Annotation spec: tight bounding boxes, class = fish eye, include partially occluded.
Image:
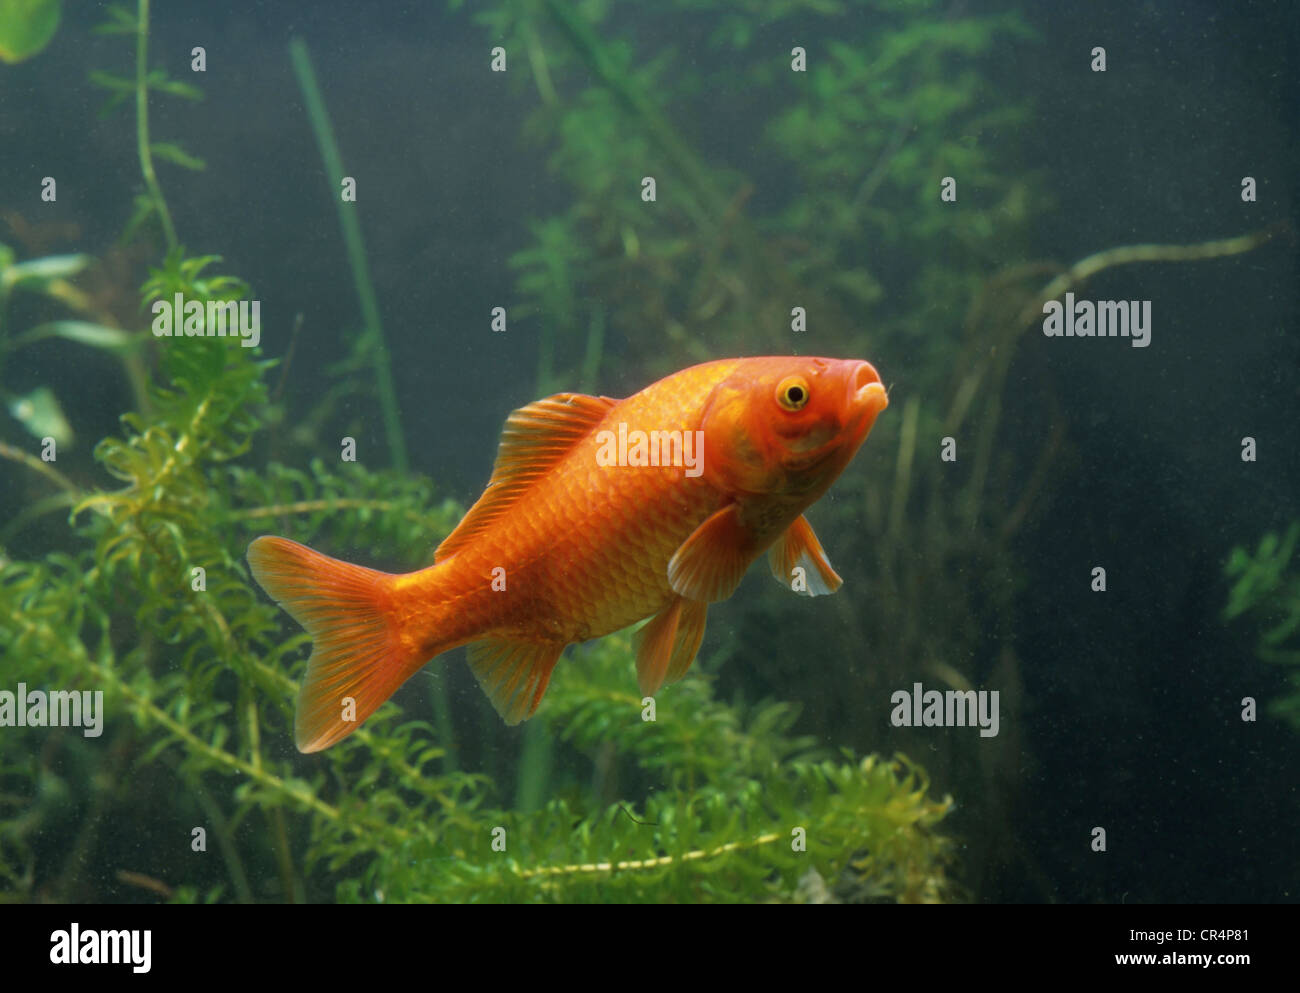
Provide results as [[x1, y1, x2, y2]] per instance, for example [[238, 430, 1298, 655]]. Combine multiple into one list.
[[776, 376, 810, 411]]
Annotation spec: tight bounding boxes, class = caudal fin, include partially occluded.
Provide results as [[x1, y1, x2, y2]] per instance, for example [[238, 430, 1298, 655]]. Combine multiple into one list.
[[247, 536, 424, 753]]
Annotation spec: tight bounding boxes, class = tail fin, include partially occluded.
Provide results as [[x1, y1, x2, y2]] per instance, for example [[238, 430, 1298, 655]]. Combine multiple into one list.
[[247, 536, 425, 753]]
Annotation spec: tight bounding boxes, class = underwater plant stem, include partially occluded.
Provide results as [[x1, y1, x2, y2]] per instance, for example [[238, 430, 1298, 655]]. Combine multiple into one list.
[[535, 242, 572, 397], [72, 392, 222, 525], [0, 440, 80, 495], [19, 276, 153, 414], [849, 99, 916, 221], [536, 317, 556, 398], [429, 669, 458, 774], [1000, 415, 1064, 540], [513, 828, 781, 882], [579, 304, 604, 394], [191, 783, 256, 904], [224, 497, 429, 523], [51, 726, 131, 900], [0, 491, 78, 544], [288, 39, 408, 475], [522, 17, 558, 107], [135, 0, 178, 254], [514, 720, 553, 814], [888, 396, 920, 540], [269, 806, 302, 903]]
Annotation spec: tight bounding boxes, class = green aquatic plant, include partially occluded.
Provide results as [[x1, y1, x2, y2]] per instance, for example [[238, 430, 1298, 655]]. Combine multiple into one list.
[[318, 632, 955, 904], [90, 0, 206, 252], [0, 236, 470, 900], [504, 635, 954, 904], [1224, 522, 1300, 729], [0, 0, 957, 903], [0, 322, 955, 900]]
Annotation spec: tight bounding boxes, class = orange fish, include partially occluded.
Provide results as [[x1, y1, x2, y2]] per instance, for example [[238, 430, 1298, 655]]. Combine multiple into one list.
[[248, 356, 888, 752]]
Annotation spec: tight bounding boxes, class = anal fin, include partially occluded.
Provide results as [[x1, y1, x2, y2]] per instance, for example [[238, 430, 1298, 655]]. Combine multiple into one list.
[[635, 596, 709, 696], [467, 638, 564, 725], [665, 599, 708, 686]]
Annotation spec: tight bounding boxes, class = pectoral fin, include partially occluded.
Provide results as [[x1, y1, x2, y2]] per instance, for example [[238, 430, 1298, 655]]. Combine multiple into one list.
[[767, 515, 842, 596], [667, 504, 756, 603], [635, 596, 710, 695]]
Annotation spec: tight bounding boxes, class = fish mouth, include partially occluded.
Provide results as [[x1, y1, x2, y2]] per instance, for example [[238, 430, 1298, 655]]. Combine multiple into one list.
[[849, 361, 889, 420]]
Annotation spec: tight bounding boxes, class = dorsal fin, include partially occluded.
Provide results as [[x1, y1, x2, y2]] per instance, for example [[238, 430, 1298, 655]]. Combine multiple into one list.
[[435, 392, 616, 562]]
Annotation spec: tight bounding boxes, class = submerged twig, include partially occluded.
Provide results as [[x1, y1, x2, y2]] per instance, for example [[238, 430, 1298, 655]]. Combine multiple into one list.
[[115, 870, 175, 899], [888, 396, 920, 541], [1017, 226, 1285, 330]]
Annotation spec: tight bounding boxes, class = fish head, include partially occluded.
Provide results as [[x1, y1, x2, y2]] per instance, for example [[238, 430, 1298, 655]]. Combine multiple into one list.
[[700, 356, 889, 498]]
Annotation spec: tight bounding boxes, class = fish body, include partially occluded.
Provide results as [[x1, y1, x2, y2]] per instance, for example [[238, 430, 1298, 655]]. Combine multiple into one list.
[[248, 356, 888, 752]]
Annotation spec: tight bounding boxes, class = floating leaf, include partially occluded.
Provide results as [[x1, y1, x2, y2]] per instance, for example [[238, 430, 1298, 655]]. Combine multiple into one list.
[[6, 386, 73, 445], [2, 253, 90, 292], [0, 0, 62, 64], [11, 320, 142, 357]]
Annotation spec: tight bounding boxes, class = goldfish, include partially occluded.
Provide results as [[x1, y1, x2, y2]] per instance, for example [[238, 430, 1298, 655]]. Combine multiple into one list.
[[248, 356, 888, 752]]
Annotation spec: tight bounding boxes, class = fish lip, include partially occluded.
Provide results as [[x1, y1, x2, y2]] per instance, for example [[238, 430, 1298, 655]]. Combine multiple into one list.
[[849, 361, 888, 417]]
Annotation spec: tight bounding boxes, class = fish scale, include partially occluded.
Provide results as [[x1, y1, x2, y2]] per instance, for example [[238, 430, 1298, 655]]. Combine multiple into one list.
[[467, 372, 726, 637]]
